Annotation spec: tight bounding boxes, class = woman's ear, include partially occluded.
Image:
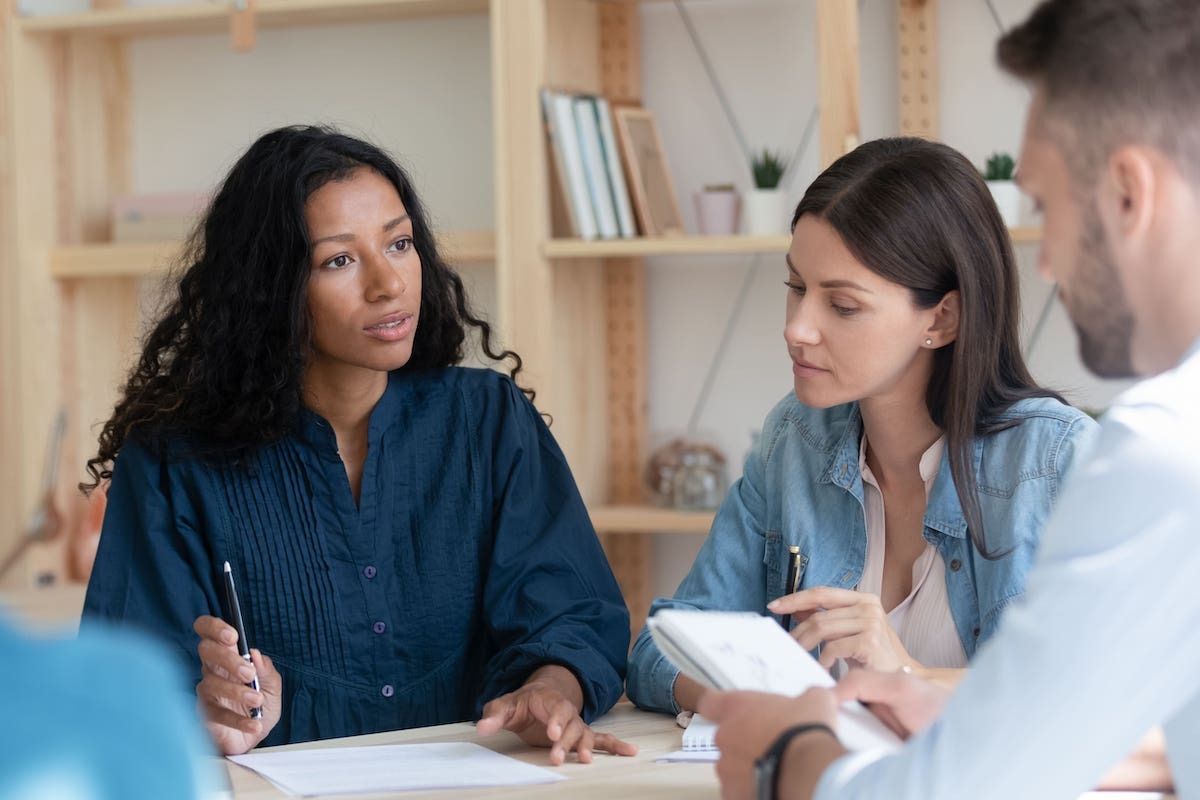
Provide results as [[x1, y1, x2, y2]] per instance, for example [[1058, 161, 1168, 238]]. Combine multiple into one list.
[[924, 290, 961, 348]]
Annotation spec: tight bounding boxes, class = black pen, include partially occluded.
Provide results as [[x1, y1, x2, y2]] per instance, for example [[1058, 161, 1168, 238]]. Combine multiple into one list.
[[222, 560, 263, 720], [779, 546, 803, 631]]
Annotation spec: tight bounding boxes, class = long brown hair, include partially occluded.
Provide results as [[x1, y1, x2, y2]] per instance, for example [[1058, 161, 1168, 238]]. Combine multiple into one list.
[[792, 137, 1063, 558]]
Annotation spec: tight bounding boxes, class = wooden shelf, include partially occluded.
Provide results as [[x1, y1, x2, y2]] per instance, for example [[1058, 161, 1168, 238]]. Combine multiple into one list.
[[1008, 226, 1043, 243], [18, 0, 487, 38], [544, 234, 791, 260], [49, 230, 496, 279], [589, 504, 715, 535], [546, 227, 1042, 260]]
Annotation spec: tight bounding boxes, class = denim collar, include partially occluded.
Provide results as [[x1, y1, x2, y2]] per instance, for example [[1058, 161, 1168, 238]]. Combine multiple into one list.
[[820, 402, 974, 539]]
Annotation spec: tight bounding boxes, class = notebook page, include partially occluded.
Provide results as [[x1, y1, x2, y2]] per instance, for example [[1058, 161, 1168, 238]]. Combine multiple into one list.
[[649, 610, 901, 752]]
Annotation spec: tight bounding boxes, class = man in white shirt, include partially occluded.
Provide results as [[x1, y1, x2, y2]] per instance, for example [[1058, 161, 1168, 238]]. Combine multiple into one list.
[[698, 1, 1200, 798]]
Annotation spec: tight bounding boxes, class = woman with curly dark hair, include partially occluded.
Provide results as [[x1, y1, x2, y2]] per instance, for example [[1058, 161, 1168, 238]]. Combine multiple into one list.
[[81, 126, 635, 763]]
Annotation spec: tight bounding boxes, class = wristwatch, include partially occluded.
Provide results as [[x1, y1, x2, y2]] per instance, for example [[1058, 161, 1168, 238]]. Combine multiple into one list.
[[754, 723, 836, 800]]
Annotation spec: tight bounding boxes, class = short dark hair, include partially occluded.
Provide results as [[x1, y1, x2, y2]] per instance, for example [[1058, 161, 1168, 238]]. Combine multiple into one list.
[[998, 0, 1200, 185], [84, 126, 526, 489], [792, 137, 1064, 559]]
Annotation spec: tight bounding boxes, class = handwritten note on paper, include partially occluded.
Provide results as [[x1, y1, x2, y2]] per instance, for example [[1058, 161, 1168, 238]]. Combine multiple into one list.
[[228, 742, 565, 796]]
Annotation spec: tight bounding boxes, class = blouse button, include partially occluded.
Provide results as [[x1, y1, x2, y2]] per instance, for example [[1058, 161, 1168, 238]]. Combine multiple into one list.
[[373, 621, 387, 635], [381, 684, 394, 698], [949, 559, 962, 571], [364, 565, 377, 579], [973, 627, 981, 638]]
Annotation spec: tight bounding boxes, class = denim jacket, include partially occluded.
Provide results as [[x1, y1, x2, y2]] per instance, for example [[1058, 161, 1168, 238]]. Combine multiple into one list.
[[627, 394, 1097, 714]]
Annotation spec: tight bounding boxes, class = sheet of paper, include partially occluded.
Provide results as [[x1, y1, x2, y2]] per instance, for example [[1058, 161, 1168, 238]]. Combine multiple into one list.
[[656, 749, 720, 763], [228, 741, 566, 796]]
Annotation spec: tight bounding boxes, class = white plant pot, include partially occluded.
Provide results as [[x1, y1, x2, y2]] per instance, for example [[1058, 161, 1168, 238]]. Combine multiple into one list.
[[741, 188, 787, 235], [987, 180, 1021, 228], [694, 190, 740, 236]]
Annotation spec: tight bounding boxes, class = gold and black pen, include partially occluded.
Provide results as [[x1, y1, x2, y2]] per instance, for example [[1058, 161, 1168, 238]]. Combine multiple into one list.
[[779, 545, 803, 631]]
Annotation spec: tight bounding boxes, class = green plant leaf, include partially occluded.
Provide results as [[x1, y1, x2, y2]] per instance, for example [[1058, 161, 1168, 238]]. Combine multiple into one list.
[[751, 148, 788, 189]]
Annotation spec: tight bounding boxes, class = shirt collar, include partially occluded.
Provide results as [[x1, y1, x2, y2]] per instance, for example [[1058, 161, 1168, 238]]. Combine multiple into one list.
[[923, 443, 976, 539], [297, 371, 406, 454], [824, 403, 972, 539], [857, 433, 945, 491]]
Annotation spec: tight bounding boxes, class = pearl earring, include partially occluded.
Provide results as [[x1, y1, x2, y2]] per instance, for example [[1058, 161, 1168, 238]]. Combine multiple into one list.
[[924, 338, 934, 346]]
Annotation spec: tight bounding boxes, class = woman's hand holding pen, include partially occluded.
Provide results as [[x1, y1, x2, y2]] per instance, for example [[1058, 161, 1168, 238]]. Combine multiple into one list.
[[194, 615, 283, 755], [769, 586, 917, 673], [476, 664, 639, 765]]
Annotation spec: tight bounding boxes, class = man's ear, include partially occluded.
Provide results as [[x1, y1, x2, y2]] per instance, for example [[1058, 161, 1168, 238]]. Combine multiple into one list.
[[1104, 145, 1157, 240], [924, 290, 961, 348]]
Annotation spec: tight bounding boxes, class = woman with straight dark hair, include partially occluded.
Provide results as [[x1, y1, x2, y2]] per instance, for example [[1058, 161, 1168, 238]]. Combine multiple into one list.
[[81, 125, 635, 763], [628, 137, 1097, 715]]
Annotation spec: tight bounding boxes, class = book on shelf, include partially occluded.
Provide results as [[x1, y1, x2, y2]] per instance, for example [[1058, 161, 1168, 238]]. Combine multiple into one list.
[[594, 96, 637, 238], [541, 89, 638, 240], [647, 609, 902, 753], [573, 96, 620, 239], [541, 89, 597, 240]]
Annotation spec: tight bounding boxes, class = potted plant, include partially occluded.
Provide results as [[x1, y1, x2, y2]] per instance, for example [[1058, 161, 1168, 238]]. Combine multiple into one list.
[[743, 149, 789, 235], [694, 183, 740, 236], [984, 152, 1021, 228]]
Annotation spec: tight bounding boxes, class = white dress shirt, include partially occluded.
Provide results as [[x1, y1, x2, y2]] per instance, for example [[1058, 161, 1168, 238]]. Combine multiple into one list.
[[816, 337, 1200, 800]]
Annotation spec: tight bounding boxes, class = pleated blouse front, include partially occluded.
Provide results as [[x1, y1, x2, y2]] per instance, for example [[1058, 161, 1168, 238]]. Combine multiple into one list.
[[83, 367, 630, 746]]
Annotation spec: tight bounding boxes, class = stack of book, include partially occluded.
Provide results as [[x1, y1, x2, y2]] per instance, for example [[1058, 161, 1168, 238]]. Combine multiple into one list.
[[540, 89, 638, 240]]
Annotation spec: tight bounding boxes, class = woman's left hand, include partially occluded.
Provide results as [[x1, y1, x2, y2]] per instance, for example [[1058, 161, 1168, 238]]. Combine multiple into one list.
[[476, 665, 639, 765], [769, 586, 917, 672]]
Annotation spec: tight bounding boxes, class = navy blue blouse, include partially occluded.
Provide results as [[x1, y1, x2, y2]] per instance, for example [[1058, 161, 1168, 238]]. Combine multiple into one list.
[[82, 367, 629, 746]]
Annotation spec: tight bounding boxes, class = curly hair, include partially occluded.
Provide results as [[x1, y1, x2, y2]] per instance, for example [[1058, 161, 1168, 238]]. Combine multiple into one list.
[[83, 125, 528, 491]]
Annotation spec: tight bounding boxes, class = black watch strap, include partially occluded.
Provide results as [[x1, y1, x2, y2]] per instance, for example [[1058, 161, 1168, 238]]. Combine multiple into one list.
[[754, 722, 837, 800]]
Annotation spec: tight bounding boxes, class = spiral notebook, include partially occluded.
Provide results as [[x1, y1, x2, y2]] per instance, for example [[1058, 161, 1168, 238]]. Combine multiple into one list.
[[647, 609, 902, 753]]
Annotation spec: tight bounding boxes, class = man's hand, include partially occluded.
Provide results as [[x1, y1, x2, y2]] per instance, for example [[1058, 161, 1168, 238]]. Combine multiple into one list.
[[476, 665, 638, 765], [833, 668, 949, 739], [700, 689, 846, 800]]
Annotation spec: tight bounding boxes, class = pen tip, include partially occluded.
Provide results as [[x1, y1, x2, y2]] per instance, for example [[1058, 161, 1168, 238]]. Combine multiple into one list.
[[223, 561, 232, 573]]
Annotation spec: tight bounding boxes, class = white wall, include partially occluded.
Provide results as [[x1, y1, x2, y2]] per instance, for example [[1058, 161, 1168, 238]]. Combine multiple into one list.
[[125, 3, 1134, 603]]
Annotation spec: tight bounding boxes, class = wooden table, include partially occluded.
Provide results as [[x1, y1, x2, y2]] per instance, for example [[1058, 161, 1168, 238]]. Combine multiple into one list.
[[222, 704, 1177, 800], [223, 703, 717, 799]]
